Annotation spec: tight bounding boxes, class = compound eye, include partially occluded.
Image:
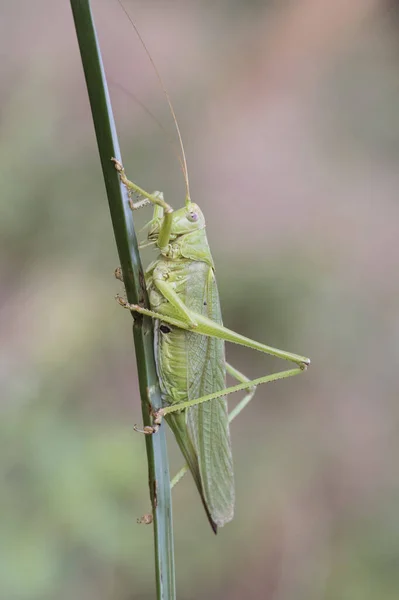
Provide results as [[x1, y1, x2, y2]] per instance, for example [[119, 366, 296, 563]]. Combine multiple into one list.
[[187, 211, 198, 222]]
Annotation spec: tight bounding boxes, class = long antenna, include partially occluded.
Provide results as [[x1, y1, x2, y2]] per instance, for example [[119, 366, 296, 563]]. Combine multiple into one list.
[[117, 0, 191, 202], [111, 80, 187, 179]]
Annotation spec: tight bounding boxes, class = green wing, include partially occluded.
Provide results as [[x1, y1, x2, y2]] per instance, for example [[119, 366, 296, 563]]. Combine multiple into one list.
[[165, 410, 219, 533], [185, 267, 234, 528], [159, 262, 234, 531]]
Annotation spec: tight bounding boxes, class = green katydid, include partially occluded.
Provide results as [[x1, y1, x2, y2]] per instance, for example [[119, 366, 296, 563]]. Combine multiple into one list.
[[114, 4, 310, 533], [113, 163, 309, 533]]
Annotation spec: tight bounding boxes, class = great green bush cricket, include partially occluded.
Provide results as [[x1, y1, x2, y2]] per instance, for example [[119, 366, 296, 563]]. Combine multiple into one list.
[[114, 3, 310, 533]]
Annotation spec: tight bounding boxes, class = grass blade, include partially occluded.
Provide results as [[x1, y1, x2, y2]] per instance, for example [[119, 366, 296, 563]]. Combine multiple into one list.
[[69, 1, 176, 597]]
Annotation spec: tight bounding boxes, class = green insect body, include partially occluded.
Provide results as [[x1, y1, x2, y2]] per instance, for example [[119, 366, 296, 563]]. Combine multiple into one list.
[[113, 156, 310, 533], [147, 205, 233, 531]]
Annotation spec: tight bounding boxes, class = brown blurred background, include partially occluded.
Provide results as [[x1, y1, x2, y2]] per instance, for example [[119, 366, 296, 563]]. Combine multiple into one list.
[[2, 0, 399, 598]]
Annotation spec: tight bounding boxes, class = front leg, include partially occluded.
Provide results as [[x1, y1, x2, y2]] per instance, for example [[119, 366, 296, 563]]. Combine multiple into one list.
[[112, 158, 174, 248], [112, 158, 173, 213]]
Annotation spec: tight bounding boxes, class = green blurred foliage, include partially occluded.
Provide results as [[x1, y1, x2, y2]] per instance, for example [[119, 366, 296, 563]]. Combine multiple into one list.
[[2, 0, 399, 598]]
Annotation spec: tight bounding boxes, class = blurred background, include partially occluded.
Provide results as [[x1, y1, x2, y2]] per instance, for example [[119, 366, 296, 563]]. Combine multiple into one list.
[[2, 0, 399, 598]]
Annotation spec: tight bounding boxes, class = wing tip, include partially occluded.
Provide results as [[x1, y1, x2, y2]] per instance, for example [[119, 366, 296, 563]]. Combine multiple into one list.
[[208, 505, 234, 534], [210, 519, 218, 535], [202, 501, 218, 534]]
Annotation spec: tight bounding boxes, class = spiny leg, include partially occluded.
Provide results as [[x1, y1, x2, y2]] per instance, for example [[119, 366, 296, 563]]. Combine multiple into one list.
[[112, 158, 172, 213], [161, 367, 304, 421], [119, 287, 309, 431], [145, 364, 303, 436], [118, 291, 310, 366], [130, 197, 151, 210], [130, 193, 165, 213]]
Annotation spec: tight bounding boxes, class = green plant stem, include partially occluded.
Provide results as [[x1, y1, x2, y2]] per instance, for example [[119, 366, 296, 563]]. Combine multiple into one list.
[[69, 2, 175, 598]]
